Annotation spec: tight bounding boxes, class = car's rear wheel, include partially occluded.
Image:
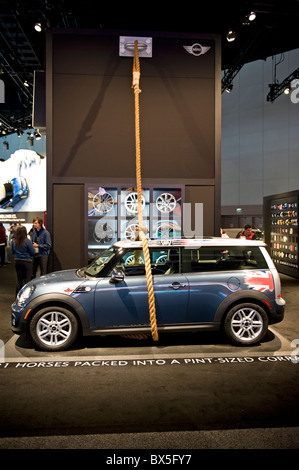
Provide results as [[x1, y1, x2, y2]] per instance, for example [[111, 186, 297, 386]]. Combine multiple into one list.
[[30, 307, 78, 351], [224, 303, 268, 346]]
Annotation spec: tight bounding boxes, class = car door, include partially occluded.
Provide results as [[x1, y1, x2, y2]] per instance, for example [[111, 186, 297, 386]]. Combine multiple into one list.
[[151, 247, 189, 324], [153, 273, 189, 324], [94, 275, 150, 328], [93, 246, 189, 329]]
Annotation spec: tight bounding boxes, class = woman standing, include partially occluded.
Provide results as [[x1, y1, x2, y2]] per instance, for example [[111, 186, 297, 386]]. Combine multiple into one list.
[[11, 225, 36, 295]]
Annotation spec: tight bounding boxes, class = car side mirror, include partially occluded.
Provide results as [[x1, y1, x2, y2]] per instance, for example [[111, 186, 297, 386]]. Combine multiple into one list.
[[110, 269, 124, 283]]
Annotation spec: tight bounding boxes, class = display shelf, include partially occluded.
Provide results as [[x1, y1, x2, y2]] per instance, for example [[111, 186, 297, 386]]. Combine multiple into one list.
[[86, 184, 184, 253], [264, 190, 299, 278]]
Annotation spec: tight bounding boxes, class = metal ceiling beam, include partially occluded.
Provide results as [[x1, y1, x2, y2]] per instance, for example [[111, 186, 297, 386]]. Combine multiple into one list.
[[0, 12, 42, 133], [267, 67, 299, 102], [221, 25, 270, 93]]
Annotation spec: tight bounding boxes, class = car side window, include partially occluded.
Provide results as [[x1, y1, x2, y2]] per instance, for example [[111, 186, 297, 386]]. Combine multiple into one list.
[[108, 248, 181, 276], [182, 246, 268, 272], [150, 248, 180, 275], [117, 250, 146, 276]]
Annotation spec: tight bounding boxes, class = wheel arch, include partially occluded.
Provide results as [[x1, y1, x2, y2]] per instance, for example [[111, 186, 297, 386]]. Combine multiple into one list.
[[23, 293, 90, 334], [214, 290, 273, 327]]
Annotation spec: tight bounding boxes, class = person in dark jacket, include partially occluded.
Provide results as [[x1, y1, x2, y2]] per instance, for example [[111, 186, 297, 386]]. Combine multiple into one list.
[[11, 225, 36, 294], [31, 216, 52, 278]]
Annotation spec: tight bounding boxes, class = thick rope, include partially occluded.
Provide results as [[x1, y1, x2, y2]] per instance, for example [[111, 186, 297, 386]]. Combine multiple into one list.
[[132, 40, 159, 342]]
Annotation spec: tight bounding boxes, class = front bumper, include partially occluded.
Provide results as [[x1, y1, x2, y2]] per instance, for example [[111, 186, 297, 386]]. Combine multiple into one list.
[[11, 302, 29, 335]]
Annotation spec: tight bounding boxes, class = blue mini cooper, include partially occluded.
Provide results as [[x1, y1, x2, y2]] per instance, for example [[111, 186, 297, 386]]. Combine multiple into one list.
[[0, 176, 29, 209], [11, 238, 285, 351]]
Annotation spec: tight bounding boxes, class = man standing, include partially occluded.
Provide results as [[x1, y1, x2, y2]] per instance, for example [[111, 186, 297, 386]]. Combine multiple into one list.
[[31, 216, 51, 277], [236, 224, 256, 240]]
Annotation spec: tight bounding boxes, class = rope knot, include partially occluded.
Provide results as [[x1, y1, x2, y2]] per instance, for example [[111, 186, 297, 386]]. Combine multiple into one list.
[[134, 225, 148, 241], [132, 71, 140, 87]]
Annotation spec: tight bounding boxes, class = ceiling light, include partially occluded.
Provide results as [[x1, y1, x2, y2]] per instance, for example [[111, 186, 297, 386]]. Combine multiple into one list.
[[248, 11, 256, 21], [226, 30, 236, 42], [34, 22, 42, 32]]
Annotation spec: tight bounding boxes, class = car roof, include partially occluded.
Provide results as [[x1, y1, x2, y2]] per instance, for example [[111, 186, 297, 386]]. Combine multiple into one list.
[[114, 238, 267, 249]]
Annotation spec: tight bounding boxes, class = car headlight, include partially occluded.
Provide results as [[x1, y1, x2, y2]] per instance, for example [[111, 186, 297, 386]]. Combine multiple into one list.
[[16, 285, 35, 307]]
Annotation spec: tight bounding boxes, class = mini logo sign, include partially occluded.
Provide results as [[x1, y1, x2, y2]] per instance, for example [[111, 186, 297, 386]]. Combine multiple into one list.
[[183, 43, 211, 56], [0, 79, 4, 103]]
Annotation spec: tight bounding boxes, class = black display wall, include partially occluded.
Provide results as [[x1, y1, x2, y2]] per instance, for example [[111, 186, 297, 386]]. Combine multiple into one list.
[[264, 190, 299, 278], [46, 29, 221, 270]]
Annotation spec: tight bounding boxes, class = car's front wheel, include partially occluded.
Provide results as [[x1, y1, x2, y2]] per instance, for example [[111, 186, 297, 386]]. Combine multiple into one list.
[[30, 307, 78, 351], [224, 303, 268, 346]]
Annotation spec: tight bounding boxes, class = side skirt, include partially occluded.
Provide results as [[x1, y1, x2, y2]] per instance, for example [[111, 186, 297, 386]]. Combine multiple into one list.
[[83, 323, 221, 337]]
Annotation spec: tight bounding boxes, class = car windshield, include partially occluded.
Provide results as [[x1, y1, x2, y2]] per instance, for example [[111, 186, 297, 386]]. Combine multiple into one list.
[[84, 247, 117, 277]]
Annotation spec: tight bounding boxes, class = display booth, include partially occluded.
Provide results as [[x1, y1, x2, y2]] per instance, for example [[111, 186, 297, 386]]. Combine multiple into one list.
[[45, 29, 221, 271], [264, 190, 299, 278]]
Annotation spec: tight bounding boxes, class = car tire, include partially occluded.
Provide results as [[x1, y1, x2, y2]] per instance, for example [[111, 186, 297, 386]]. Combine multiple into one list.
[[224, 303, 268, 346], [30, 307, 78, 351]]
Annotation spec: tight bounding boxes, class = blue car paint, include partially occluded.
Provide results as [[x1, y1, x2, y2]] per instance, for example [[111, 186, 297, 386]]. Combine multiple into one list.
[[11, 239, 286, 350], [12, 267, 277, 330], [93, 274, 190, 328], [0, 177, 29, 209]]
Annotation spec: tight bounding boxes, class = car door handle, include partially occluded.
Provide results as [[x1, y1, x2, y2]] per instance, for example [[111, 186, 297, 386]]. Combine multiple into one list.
[[169, 282, 186, 290]]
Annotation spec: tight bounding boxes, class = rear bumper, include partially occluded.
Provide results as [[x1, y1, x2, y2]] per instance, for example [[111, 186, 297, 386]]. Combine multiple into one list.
[[268, 296, 285, 324]]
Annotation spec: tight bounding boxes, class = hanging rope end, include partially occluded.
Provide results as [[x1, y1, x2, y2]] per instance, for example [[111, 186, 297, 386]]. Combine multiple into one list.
[[152, 330, 159, 342]]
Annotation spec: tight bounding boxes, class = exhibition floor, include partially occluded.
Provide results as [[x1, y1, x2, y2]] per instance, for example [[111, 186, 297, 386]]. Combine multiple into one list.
[[0, 249, 299, 450]]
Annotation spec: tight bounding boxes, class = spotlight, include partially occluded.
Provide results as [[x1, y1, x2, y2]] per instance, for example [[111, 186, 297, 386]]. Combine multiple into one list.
[[226, 30, 236, 42], [225, 84, 234, 93], [24, 80, 29, 87], [248, 11, 256, 21], [284, 86, 290, 94], [34, 22, 42, 32]]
